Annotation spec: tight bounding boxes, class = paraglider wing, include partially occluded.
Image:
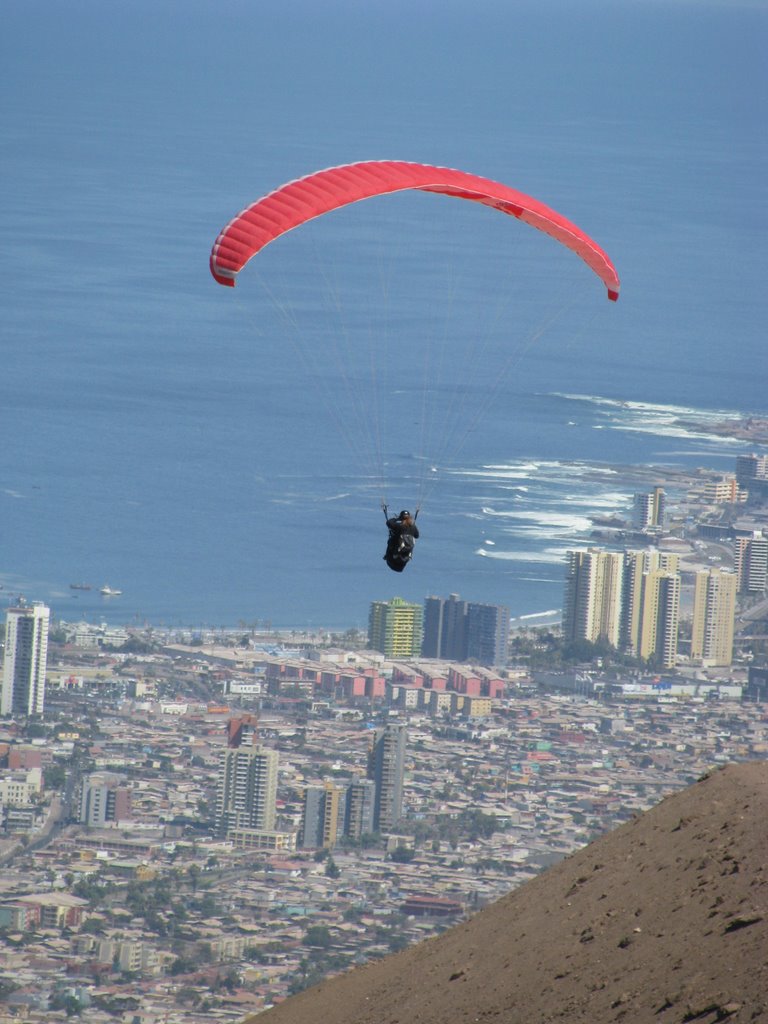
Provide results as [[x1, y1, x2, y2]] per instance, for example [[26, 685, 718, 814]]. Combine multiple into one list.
[[209, 160, 620, 300]]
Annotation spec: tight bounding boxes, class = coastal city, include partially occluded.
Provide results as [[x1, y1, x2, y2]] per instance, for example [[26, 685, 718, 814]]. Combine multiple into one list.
[[4, 0, 766, 1018], [1, 445, 768, 1024]]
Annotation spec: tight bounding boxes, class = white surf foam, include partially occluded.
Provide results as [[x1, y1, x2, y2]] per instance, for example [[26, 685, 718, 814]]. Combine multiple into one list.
[[475, 546, 575, 564]]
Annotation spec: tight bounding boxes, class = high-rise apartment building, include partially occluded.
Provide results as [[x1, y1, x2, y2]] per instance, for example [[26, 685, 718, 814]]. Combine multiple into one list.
[[465, 602, 510, 666], [216, 743, 278, 837], [367, 724, 406, 834], [563, 549, 624, 648], [1, 602, 50, 717], [690, 568, 737, 667], [622, 550, 679, 659], [422, 594, 509, 666], [735, 453, 768, 485], [422, 593, 467, 660], [78, 773, 132, 827], [300, 781, 344, 850], [636, 569, 680, 668], [633, 486, 666, 532], [734, 533, 768, 593], [562, 547, 682, 667], [368, 597, 423, 658], [344, 777, 376, 840]]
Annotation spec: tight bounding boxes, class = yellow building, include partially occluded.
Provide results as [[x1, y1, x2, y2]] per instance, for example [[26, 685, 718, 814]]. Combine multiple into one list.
[[227, 829, 297, 852], [301, 781, 344, 850], [453, 695, 493, 718], [623, 550, 680, 665], [702, 476, 747, 504], [368, 597, 423, 657], [690, 568, 737, 667], [563, 549, 624, 647], [636, 570, 680, 667]]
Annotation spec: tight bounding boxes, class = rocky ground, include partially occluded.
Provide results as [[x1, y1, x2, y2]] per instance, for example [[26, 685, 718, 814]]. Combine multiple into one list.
[[249, 760, 767, 1024]]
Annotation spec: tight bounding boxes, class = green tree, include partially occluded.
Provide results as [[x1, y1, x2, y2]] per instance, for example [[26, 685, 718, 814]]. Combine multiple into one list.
[[0, 979, 19, 1000], [169, 956, 196, 975], [43, 764, 67, 790], [304, 925, 332, 948], [23, 722, 48, 740], [196, 941, 214, 964], [390, 845, 415, 863], [220, 967, 239, 992], [79, 918, 105, 935], [49, 991, 82, 1017]]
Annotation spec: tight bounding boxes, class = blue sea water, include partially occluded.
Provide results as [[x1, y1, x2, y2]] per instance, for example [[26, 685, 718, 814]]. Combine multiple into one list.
[[1, 0, 766, 630]]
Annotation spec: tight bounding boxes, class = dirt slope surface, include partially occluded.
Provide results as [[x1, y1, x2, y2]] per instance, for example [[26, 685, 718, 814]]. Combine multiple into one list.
[[249, 761, 767, 1024]]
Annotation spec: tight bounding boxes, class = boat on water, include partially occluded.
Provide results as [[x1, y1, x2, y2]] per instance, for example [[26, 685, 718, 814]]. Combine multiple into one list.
[[70, 583, 92, 591], [99, 586, 122, 597]]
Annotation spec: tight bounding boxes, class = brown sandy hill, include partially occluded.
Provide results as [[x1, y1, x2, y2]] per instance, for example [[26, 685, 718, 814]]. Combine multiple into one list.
[[250, 761, 767, 1024]]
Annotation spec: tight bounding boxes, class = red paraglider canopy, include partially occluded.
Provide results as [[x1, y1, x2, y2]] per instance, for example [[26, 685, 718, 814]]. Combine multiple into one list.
[[210, 160, 620, 300]]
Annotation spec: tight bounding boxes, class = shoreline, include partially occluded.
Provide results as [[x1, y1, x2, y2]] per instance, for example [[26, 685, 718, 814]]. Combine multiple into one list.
[[678, 416, 768, 445], [6, 410, 764, 635]]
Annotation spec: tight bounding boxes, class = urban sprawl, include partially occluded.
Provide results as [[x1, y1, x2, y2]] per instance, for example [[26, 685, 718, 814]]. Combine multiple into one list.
[[1, 450, 768, 1023]]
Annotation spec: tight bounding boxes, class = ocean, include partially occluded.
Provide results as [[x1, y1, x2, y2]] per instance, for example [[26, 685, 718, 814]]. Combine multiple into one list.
[[1, 0, 766, 631]]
